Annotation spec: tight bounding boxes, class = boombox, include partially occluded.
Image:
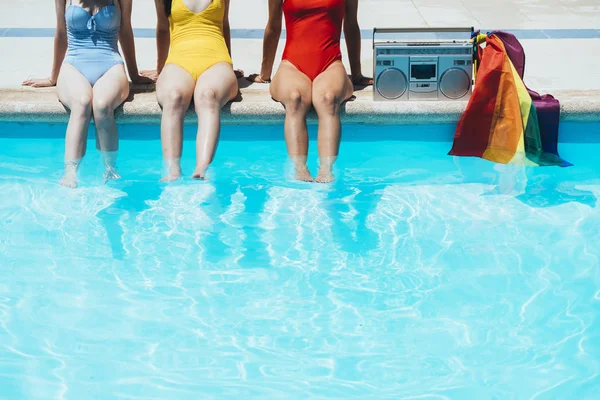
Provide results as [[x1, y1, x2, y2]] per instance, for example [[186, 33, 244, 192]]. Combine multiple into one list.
[[373, 27, 474, 101]]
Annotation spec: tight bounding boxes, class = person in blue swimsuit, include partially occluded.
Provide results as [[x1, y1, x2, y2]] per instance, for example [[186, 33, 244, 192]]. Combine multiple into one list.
[[23, 0, 152, 188]]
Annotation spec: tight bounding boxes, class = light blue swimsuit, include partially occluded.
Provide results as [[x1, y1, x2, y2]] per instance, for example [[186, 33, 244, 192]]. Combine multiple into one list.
[[63, 0, 124, 86]]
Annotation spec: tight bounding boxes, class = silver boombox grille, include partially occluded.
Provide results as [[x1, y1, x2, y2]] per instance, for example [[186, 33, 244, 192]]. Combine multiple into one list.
[[373, 27, 474, 101]]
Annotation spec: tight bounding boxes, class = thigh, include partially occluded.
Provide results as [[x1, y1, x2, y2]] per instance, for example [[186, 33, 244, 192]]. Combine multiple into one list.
[[156, 64, 196, 107], [194, 62, 238, 106], [311, 61, 354, 104], [270, 60, 312, 106], [57, 62, 93, 109], [92, 64, 129, 108]]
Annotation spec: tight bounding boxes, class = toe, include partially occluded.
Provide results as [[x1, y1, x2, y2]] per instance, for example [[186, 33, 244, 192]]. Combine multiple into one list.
[[315, 174, 334, 183]]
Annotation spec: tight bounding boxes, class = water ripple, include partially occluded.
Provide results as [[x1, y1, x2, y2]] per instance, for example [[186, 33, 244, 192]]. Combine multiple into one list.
[[1, 136, 600, 398]]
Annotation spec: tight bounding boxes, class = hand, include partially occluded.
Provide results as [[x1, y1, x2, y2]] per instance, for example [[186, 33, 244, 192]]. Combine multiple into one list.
[[234, 69, 245, 79], [22, 77, 55, 88], [351, 73, 373, 86], [131, 74, 155, 85], [140, 69, 159, 82], [246, 73, 271, 83]]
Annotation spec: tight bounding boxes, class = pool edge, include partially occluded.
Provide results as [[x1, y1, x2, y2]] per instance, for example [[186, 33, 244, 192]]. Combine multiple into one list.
[[1, 88, 599, 125]]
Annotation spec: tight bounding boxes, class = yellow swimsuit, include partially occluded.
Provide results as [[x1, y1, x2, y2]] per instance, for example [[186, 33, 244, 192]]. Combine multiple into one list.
[[165, 0, 233, 80]]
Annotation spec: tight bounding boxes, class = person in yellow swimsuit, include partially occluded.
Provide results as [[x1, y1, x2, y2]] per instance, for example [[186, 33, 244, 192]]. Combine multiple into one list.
[[143, 0, 238, 181]]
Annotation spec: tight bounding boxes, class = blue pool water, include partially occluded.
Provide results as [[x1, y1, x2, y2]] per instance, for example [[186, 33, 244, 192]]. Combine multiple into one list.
[[1, 121, 600, 399]]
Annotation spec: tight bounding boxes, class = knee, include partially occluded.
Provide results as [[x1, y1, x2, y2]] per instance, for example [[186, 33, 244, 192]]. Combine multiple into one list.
[[70, 95, 92, 116], [314, 91, 339, 115], [195, 89, 218, 111], [92, 98, 114, 119], [161, 90, 189, 111], [286, 91, 310, 115]]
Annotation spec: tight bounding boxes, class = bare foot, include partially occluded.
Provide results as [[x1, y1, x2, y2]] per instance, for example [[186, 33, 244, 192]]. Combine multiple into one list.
[[316, 156, 336, 183], [161, 159, 182, 182], [103, 167, 121, 184], [294, 168, 313, 182], [191, 166, 207, 180], [160, 173, 181, 182], [60, 160, 80, 188], [315, 168, 334, 183], [60, 173, 77, 188]]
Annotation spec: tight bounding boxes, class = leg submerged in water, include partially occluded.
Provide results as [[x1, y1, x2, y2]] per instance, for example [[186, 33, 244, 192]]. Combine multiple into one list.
[[161, 158, 182, 182], [316, 155, 337, 183], [57, 63, 94, 188], [192, 62, 238, 180], [311, 61, 353, 183], [100, 151, 121, 183], [61, 158, 82, 188], [156, 64, 196, 181], [270, 61, 314, 182], [290, 155, 313, 182], [92, 64, 130, 183]]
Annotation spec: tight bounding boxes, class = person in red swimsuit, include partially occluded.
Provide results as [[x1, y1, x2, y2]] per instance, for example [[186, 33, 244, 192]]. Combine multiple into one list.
[[248, 0, 372, 183]]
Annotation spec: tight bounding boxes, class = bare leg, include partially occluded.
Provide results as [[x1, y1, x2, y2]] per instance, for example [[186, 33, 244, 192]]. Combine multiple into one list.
[[270, 60, 314, 181], [156, 64, 195, 181], [92, 64, 130, 183], [311, 61, 354, 183], [56, 63, 93, 188], [192, 62, 238, 179]]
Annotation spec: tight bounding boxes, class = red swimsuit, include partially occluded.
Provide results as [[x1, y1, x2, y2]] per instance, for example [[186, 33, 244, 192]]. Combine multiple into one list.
[[282, 0, 345, 81]]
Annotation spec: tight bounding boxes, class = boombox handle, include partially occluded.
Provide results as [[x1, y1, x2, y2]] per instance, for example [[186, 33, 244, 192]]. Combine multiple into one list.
[[372, 27, 475, 48]]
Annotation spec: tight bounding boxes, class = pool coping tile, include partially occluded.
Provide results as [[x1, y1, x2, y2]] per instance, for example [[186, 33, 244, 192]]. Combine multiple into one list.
[[1, 88, 599, 125]]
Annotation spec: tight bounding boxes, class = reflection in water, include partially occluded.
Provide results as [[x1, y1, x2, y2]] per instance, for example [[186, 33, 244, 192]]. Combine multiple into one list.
[[454, 157, 598, 208], [97, 181, 164, 260], [516, 176, 598, 208]]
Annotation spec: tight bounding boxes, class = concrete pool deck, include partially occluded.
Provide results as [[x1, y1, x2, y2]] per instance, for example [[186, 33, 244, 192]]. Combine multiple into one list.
[[1, 0, 600, 124]]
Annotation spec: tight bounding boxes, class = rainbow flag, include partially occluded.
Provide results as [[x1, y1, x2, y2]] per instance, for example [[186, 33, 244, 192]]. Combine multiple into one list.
[[449, 33, 570, 167]]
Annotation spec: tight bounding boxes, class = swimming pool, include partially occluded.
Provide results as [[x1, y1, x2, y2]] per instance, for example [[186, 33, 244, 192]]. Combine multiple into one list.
[[1, 121, 599, 399]]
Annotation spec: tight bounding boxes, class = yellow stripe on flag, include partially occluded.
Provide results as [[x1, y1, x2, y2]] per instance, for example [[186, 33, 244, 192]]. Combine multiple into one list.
[[507, 56, 538, 166]]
